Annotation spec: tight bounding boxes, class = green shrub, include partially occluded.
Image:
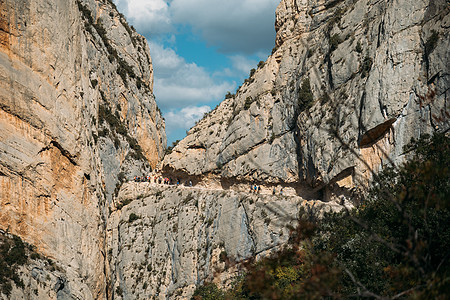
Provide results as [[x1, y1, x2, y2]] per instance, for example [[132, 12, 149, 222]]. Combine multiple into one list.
[[425, 30, 439, 56], [244, 97, 253, 110], [219, 251, 228, 263], [361, 55, 373, 78], [298, 78, 314, 111], [0, 234, 30, 296], [225, 92, 234, 99], [192, 283, 225, 300], [128, 213, 139, 223], [329, 34, 342, 52], [213, 133, 449, 299], [98, 128, 110, 138], [117, 198, 133, 210], [320, 92, 330, 105], [269, 133, 276, 144], [116, 286, 123, 297], [117, 172, 126, 183], [355, 40, 362, 53], [90, 79, 98, 88]]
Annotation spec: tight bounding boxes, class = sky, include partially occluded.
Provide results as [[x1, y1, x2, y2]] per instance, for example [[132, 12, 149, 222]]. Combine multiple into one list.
[[113, 0, 280, 145]]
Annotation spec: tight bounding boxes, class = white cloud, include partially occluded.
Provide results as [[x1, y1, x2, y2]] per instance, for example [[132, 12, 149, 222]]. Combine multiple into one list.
[[229, 55, 258, 76], [114, 0, 173, 35], [148, 42, 183, 75], [170, 0, 279, 53], [113, 0, 278, 142], [115, 0, 278, 54], [164, 105, 211, 137], [149, 42, 236, 110]]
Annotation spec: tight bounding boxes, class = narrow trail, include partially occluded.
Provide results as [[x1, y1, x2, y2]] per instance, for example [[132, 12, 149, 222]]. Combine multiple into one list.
[[130, 173, 298, 198], [127, 171, 357, 207]]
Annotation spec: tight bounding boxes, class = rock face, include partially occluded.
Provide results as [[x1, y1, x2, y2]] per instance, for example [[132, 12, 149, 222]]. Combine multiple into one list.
[[1, 0, 449, 299], [0, 0, 165, 298], [163, 0, 449, 200], [106, 182, 346, 299]]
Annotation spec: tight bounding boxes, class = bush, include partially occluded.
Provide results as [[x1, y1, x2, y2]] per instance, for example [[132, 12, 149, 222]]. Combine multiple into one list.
[[0, 234, 29, 297], [361, 55, 373, 78], [116, 286, 123, 297], [355, 40, 362, 53], [90, 79, 98, 88], [128, 213, 139, 223], [244, 97, 253, 110], [117, 172, 126, 183], [202, 133, 449, 299], [425, 30, 439, 57], [298, 78, 314, 111], [329, 34, 342, 52], [192, 283, 225, 300], [225, 92, 234, 99], [219, 251, 228, 263], [117, 198, 133, 210], [98, 128, 110, 138]]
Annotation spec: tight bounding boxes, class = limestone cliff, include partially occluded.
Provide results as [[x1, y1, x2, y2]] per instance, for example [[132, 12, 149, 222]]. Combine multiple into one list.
[[163, 0, 449, 201], [106, 182, 347, 299], [1, 0, 449, 299], [0, 0, 165, 298]]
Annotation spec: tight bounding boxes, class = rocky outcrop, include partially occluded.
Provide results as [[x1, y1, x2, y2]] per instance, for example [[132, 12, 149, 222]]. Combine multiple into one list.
[[163, 0, 449, 201], [106, 182, 347, 299], [0, 0, 165, 298], [1, 0, 449, 299]]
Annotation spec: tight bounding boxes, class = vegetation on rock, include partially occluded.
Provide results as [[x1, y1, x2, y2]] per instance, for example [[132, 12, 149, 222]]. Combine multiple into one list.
[[0, 233, 44, 297], [192, 133, 450, 299], [298, 78, 314, 112]]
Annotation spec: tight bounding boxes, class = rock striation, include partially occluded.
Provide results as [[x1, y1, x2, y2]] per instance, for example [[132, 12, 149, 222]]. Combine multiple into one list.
[[163, 0, 449, 201], [106, 182, 347, 299], [0, 0, 165, 298], [1, 0, 449, 299]]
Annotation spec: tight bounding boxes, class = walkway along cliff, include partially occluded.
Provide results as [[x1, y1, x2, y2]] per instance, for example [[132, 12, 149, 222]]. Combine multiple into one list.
[[162, 0, 449, 202], [0, 0, 448, 299]]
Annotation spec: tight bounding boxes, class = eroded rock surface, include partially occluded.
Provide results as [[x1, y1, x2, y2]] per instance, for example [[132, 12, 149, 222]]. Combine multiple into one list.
[[107, 182, 347, 299], [0, 0, 165, 298], [1, 0, 449, 299], [163, 0, 449, 200]]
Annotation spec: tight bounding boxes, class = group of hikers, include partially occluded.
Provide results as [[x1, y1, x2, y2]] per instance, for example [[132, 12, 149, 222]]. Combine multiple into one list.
[[250, 184, 284, 195], [250, 184, 262, 193], [133, 175, 285, 196], [133, 175, 193, 187]]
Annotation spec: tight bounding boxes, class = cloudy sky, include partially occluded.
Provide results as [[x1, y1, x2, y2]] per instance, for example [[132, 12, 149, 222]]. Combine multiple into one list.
[[113, 0, 279, 145]]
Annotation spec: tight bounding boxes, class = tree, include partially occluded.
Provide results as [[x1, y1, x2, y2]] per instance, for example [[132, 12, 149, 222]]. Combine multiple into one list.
[[193, 133, 450, 299]]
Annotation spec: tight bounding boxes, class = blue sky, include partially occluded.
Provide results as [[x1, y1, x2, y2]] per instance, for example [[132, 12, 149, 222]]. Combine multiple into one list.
[[113, 0, 279, 145]]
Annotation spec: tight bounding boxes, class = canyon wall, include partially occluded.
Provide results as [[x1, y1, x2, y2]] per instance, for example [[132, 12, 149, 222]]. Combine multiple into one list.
[[0, 0, 449, 299], [106, 182, 346, 299], [0, 0, 165, 298], [163, 0, 449, 201]]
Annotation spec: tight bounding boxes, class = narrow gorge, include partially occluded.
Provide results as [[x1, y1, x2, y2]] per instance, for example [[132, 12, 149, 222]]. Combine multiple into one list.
[[0, 0, 448, 299]]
